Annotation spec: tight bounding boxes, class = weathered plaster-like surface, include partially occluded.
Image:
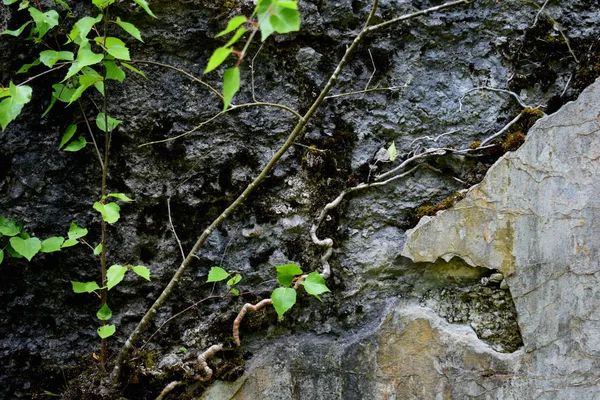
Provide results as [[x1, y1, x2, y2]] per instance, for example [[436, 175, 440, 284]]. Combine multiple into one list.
[[402, 77, 600, 395]]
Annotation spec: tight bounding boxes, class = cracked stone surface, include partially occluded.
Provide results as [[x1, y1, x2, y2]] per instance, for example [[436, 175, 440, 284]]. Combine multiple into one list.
[[401, 77, 600, 396]]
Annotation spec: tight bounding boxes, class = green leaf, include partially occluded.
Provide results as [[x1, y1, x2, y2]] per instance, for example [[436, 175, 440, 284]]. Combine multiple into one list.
[[276, 263, 303, 287], [61, 238, 79, 248], [215, 16, 247, 38], [226, 273, 242, 286], [222, 67, 240, 111], [257, 0, 300, 41], [95, 37, 130, 60], [224, 27, 247, 48], [104, 60, 126, 83], [387, 142, 397, 162], [63, 136, 86, 151], [228, 287, 239, 296], [0, 217, 21, 236], [95, 112, 122, 132], [179, 346, 188, 354], [92, 0, 115, 10], [0, 21, 32, 37], [207, 266, 229, 282], [3, 0, 21, 4], [43, 84, 78, 117], [131, 0, 156, 18], [53, 0, 72, 12], [67, 15, 102, 45], [0, 249, 4, 264], [106, 264, 128, 290], [97, 324, 116, 339], [68, 221, 88, 240], [5, 245, 23, 258], [0, 82, 33, 131], [204, 47, 232, 74], [132, 265, 151, 281], [115, 17, 143, 42], [300, 272, 330, 301], [39, 50, 74, 68], [29, 7, 59, 40], [121, 62, 146, 78], [93, 243, 102, 255], [68, 74, 104, 105], [17, 59, 41, 74], [93, 202, 121, 224], [271, 287, 296, 320], [9, 236, 41, 261], [63, 42, 104, 81], [96, 303, 112, 320], [59, 124, 77, 150], [71, 281, 100, 293], [106, 193, 133, 202], [40, 236, 65, 253]]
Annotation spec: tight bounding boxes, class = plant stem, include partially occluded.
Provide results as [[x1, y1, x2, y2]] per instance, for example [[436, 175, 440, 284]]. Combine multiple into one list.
[[110, 0, 473, 383], [99, 6, 111, 371]]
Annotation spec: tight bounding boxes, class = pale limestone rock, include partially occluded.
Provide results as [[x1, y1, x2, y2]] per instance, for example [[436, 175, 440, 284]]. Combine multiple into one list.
[[402, 77, 600, 395]]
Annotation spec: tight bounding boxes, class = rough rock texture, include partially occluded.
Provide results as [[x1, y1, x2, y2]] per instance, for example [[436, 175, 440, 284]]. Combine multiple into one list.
[[1, 0, 600, 398], [401, 77, 600, 396]]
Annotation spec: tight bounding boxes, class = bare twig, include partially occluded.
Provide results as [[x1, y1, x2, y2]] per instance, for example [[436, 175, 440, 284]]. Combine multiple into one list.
[[110, 0, 473, 383], [167, 197, 185, 262], [480, 111, 523, 146], [250, 43, 265, 103], [365, 49, 376, 90], [129, 59, 223, 100], [233, 299, 273, 346], [324, 84, 408, 100], [138, 101, 302, 148], [78, 101, 104, 170], [532, 0, 551, 27], [459, 86, 532, 110]]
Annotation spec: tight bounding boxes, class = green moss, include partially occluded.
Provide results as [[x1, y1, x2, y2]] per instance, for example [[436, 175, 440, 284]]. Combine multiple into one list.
[[416, 192, 466, 219], [501, 130, 526, 152], [468, 140, 481, 150]]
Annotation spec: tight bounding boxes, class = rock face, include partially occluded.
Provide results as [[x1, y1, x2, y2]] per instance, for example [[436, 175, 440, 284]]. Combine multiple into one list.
[[222, 77, 600, 400], [1, 0, 600, 398], [401, 78, 600, 396]]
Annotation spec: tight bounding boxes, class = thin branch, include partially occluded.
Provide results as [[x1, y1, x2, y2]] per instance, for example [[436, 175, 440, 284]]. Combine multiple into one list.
[[532, 0, 551, 27], [366, 0, 473, 33], [15, 63, 67, 87], [233, 299, 272, 346], [138, 101, 301, 148], [141, 295, 222, 350], [459, 86, 532, 110], [167, 197, 185, 262], [110, 0, 472, 383], [324, 84, 407, 100], [129, 59, 223, 100], [78, 101, 104, 170], [365, 49, 376, 90], [250, 43, 265, 103], [480, 111, 523, 146]]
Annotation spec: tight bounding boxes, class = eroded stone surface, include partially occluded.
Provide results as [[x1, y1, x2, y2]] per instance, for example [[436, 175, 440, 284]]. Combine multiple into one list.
[[402, 78, 600, 394]]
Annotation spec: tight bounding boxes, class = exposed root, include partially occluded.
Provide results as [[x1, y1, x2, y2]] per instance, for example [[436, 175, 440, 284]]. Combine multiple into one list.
[[233, 299, 273, 346], [154, 344, 226, 400], [155, 381, 184, 400]]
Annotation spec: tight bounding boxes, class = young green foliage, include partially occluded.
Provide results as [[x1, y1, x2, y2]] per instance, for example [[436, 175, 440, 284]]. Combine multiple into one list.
[[271, 287, 296, 320], [98, 324, 116, 339]]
